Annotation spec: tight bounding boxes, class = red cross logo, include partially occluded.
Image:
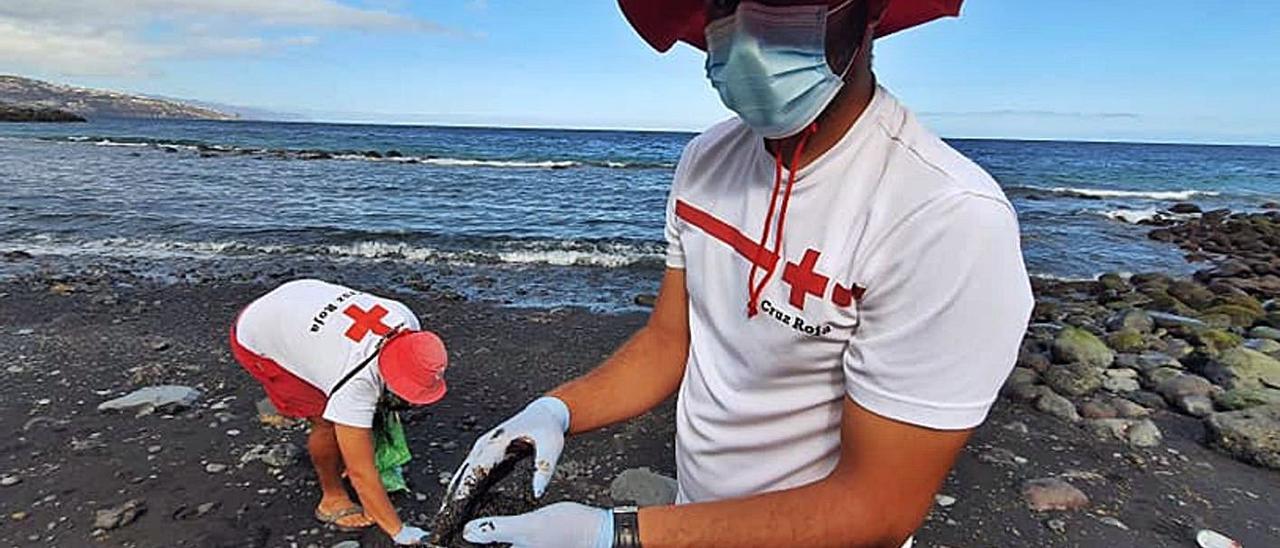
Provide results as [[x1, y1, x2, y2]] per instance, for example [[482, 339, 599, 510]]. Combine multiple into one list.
[[343, 304, 393, 342], [782, 249, 830, 310]]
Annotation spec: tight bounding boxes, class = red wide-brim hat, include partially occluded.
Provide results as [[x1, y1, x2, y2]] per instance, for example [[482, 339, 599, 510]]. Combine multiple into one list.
[[379, 330, 448, 405], [619, 0, 963, 52]]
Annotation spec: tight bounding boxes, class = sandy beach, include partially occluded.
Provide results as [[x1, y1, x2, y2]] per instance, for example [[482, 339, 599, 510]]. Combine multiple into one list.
[[2, 214, 1279, 547]]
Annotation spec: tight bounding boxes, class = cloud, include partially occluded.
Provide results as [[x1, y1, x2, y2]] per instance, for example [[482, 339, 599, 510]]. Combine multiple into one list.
[[0, 0, 451, 76]]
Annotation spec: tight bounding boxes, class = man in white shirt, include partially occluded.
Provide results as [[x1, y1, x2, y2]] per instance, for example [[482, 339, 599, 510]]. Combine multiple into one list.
[[452, 1, 1033, 546], [231, 279, 448, 545]]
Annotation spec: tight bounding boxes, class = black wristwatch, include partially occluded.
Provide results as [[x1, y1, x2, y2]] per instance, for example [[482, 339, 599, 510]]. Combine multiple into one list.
[[612, 506, 642, 548]]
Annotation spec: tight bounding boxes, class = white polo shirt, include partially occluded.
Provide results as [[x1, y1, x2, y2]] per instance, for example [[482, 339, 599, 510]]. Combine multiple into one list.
[[667, 87, 1034, 503], [234, 279, 420, 428]]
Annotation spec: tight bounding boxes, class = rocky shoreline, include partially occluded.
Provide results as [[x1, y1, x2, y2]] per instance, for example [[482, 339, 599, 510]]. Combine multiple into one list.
[[0, 102, 86, 123], [1, 206, 1279, 546], [1009, 207, 1280, 472]]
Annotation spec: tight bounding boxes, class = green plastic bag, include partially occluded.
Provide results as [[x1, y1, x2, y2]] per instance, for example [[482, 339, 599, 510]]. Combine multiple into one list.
[[373, 408, 412, 493]]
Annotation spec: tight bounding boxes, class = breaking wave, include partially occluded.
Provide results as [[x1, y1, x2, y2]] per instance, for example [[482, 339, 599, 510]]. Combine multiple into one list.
[[37, 136, 674, 170], [0, 235, 665, 269], [1032, 186, 1221, 201]]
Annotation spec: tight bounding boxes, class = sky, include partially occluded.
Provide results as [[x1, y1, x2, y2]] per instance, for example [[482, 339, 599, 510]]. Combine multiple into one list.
[[1, 0, 1278, 145]]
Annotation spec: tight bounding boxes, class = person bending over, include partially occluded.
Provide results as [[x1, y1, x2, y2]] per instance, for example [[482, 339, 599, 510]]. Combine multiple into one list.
[[231, 279, 447, 546]]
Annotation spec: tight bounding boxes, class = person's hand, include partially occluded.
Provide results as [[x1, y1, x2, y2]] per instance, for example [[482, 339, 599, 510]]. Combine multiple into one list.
[[448, 397, 570, 501], [463, 502, 612, 548], [391, 524, 429, 545]]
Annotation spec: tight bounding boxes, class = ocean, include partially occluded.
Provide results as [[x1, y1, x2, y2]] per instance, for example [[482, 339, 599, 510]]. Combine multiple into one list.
[[1, 119, 1276, 310]]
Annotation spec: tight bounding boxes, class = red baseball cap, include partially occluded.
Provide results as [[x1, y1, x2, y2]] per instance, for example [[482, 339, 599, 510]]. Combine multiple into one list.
[[618, 0, 963, 52], [378, 330, 448, 405]]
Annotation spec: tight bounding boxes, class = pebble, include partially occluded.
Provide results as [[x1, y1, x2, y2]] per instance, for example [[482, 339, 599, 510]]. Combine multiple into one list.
[[10, 511, 28, 521], [1098, 516, 1130, 530], [438, 471, 452, 486], [92, 499, 146, 530], [1046, 518, 1067, 533], [1023, 478, 1090, 511], [1196, 529, 1242, 548], [934, 494, 957, 507], [205, 463, 228, 474], [147, 445, 163, 454], [331, 541, 361, 548], [0, 474, 20, 487], [226, 429, 241, 437]]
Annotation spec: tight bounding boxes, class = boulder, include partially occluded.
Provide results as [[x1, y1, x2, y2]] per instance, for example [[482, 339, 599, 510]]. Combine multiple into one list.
[[609, 468, 678, 506], [1249, 326, 1280, 342], [1022, 478, 1089, 511], [1145, 366, 1185, 388], [1126, 419, 1163, 447], [1111, 398, 1152, 418], [1245, 338, 1280, 356], [1102, 375, 1140, 393], [1192, 329, 1244, 357], [1201, 304, 1264, 328], [1001, 367, 1039, 397], [1168, 202, 1202, 214], [98, 386, 201, 415], [1214, 387, 1280, 411], [1133, 352, 1182, 372], [1126, 390, 1169, 411], [1205, 404, 1280, 469], [1147, 311, 1207, 330], [1044, 363, 1104, 397], [1167, 280, 1216, 310], [1078, 399, 1117, 419], [1035, 390, 1081, 423], [1201, 347, 1280, 390], [1086, 418, 1133, 442], [1052, 327, 1115, 368], [1105, 328, 1147, 353], [1105, 309, 1154, 334], [1018, 350, 1052, 373]]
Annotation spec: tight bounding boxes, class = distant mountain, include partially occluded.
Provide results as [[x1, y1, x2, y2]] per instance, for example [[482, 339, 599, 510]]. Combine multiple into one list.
[[0, 75, 235, 120]]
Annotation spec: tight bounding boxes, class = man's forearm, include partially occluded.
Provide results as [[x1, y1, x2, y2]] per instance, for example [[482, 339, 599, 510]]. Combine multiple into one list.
[[548, 322, 688, 434], [637, 475, 913, 548]]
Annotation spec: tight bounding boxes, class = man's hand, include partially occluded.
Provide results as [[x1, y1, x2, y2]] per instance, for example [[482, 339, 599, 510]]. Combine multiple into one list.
[[391, 524, 429, 545], [463, 502, 612, 548], [447, 397, 570, 501]]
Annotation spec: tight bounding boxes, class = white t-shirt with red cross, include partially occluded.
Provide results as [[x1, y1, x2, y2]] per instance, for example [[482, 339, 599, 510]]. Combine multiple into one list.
[[666, 86, 1034, 504], [234, 279, 421, 428]]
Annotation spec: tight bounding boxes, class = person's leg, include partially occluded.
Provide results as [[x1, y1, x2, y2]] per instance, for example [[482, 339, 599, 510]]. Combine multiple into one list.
[[308, 417, 374, 528]]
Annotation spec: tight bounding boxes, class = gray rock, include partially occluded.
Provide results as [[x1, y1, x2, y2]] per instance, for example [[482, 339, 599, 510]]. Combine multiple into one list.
[[1035, 390, 1081, 423], [98, 386, 201, 415], [1001, 367, 1039, 397], [1214, 386, 1280, 411], [1006, 382, 1048, 403], [1078, 399, 1118, 419], [204, 463, 227, 474], [1205, 404, 1280, 469], [1111, 398, 1152, 418], [1126, 390, 1169, 411], [1201, 347, 1280, 390], [1146, 367, 1185, 387], [1106, 309, 1155, 334], [1250, 326, 1280, 342], [0, 474, 20, 487], [978, 447, 1027, 466], [1245, 338, 1280, 356], [92, 499, 146, 530], [1157, 373, 1216, 400], [1133, 352, 1183, 372], [1103, 376, 1141, 393], [1022, 478, 1089, 511], [1099, 516, 1130, 531], [1126, 419, 1163, 447], [240, 443, 300, 469], [609, 467, 678, 506], [331, 542, 361, 548], [1044, 363, 1104, 397], [1147, 311, 1207, 330], [1052, 327, 1115, 368], [1086, 418, 1132, 442]]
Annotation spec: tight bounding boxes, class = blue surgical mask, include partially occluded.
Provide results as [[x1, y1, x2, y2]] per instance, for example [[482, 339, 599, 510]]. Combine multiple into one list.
[[705, 1, 855, 139]]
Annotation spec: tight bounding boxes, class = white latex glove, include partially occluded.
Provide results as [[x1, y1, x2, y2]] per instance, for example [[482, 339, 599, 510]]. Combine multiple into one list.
[[448, 396, 570, 501], [463, 502, 612, 548], [392, 524, 429, 545]]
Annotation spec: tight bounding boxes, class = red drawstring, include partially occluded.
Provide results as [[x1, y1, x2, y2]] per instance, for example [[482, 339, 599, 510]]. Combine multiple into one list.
[[747, 122, 818, 318]]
